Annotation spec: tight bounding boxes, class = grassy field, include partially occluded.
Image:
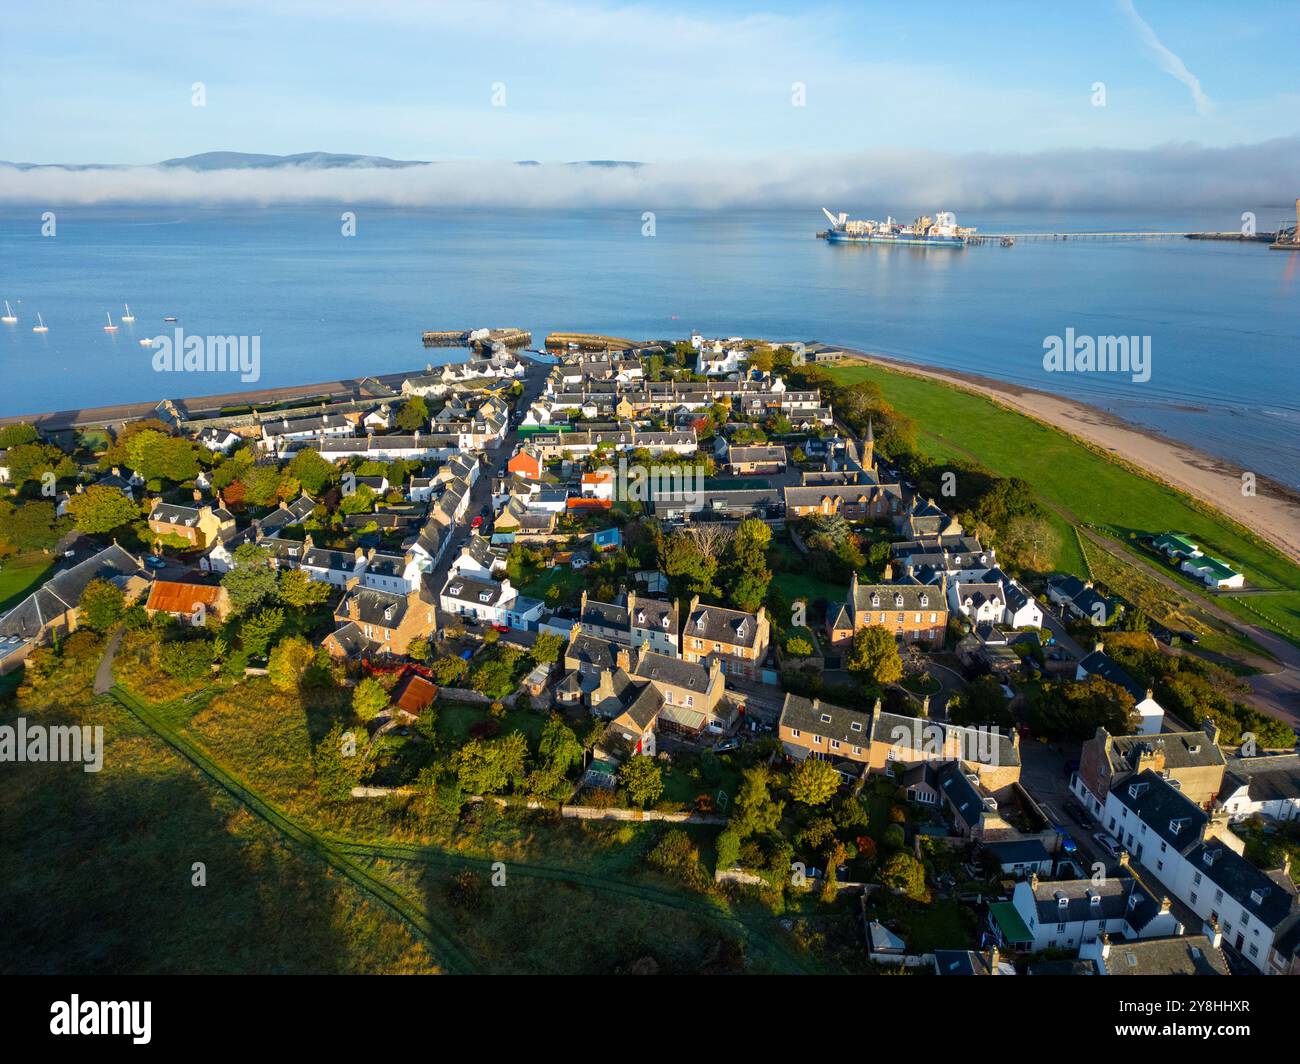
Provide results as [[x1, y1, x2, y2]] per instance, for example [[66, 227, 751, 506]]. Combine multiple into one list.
[[825, 363, 1300, 647], [0, 552, 53, 613]]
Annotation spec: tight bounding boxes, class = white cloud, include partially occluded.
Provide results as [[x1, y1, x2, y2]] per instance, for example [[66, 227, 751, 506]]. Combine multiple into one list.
[[1119, 0, 1213, 116]]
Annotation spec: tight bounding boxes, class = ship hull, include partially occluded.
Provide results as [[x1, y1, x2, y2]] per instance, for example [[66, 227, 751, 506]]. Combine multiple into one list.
[[826, 231, 965, 248]]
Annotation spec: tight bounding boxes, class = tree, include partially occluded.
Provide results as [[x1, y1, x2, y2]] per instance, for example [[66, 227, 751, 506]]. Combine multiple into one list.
[[267, 635, 315, 691], [619, 755, 664, 807], [726, 518, 772, 612], [530, 630, 564, 665], [278, 567, 331, 610], [221, 544, 280, 614], [406, 636, 432, 662], [947, 676, 1015, 729], [64, 485, 139, 535], [748, 345, 774, 373], [789, 757, 841, 806], [880, 851, 927, 901], [454, 731, 529, 795], [715, 828, 741, 869], [1028, 676, 1137, 741], [0, 499, 67, 552], [239, 606, 285, 658], [846, 624, 903, 685], [288, 449, 336, 496], [658, 528, 718, 594], [352, 676, 390, 720], [314, 721, 366, 802], [731, 765, 784, 838], [0, 423, 39, 448], [646, 829, 708, 889], [157, 638, 215, 680], [3, 442, 76, 487], [538, 716, 583, 772], [79, 579, 125, 632], [785, 635, 813, 657], [431, 655, 469, 686], [395, 396, 429, 432], [998, 514, 1061, 573]]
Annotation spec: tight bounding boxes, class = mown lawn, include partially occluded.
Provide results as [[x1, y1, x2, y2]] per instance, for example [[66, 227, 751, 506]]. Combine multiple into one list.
[[826, 363, 1300, 646], [0, 552, 53, 613]]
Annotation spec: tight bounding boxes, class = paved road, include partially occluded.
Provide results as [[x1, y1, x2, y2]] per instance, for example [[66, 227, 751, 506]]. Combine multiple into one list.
[[1017, 739, 1118, 878]]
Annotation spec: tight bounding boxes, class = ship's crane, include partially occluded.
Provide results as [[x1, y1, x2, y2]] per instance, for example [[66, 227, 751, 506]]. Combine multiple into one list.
[[821, 207, 847, 227]]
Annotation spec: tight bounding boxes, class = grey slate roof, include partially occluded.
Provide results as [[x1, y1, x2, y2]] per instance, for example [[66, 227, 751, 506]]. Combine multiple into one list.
[[1110, 770, 1207, 854], [0, 543, 144, 638], [684, 603, 762, 649]]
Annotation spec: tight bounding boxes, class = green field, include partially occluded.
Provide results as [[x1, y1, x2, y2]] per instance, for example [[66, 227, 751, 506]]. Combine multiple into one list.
[[825, 362, 1300, 647], [0, 552, 53, 613]]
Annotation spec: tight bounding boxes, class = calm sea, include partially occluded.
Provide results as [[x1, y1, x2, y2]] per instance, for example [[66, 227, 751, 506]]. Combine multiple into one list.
[[1, 206, 1297, 485]]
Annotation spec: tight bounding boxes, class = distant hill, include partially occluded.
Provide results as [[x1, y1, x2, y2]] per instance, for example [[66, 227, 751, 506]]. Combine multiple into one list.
[[0, 152, 645, 170]]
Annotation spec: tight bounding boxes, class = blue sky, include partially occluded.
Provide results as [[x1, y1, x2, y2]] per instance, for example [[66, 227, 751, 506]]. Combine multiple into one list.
[[2, 0, 1297, 164]]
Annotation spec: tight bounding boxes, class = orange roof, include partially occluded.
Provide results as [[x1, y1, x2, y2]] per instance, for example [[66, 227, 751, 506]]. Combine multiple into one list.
[[567, 497, 611, 510], [582, 471, 613, 484], [394, 674, 437, 715], [145, 580, 227, 616]]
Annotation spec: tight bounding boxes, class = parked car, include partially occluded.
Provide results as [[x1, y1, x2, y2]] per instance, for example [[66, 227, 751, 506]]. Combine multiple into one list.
[[471, 515, 483, 529], [714, 738, 741, 753], [144, 555, 165, 569], [491, 623, 510, 634], [1092, 832, 1122, 859], [1179, 630, 1200, 645], [1053, 826, 1078, 854], [1064, 800, 1091, 827]]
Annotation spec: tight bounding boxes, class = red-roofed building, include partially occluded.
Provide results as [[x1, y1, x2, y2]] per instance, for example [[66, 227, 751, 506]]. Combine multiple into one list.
[[145, 580, 231, 623]]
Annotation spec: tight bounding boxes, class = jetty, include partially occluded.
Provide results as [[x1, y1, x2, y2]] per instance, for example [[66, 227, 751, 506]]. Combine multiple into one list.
[[543, 332, 640, 352], [421, 327, 531, 350]]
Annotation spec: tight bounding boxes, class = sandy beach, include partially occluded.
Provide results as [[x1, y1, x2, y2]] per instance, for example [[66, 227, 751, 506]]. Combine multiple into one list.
[[838, 351, 1300, 565]]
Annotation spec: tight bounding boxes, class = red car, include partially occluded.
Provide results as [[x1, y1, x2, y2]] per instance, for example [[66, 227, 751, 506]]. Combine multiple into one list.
[[491, 624, 510, 633], [471, 515, 483, 529]]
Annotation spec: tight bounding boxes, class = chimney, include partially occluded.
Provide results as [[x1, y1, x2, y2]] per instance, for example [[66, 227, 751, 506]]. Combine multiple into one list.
[[1118, 851, 1130, 868], [1098, 932, 1111, 959], [920, 695, 930, 719], [580, 589, 588, 613], [1029, 872, 1039, 891], [1202, 718, 1220, 746], [1094, 640, 1104, 655], [882, 562, 893, 580], [192, 488, 202, 502], [1160, 895, 1172, 914], [986, 946, 999, 975], [568, 621, 581, 645], [111, 466, 121, 477], [708, 656, 723, 685], [615, 646, 631, 672], [625, 588, 636, 615], [1144, 687, 1154, 702]]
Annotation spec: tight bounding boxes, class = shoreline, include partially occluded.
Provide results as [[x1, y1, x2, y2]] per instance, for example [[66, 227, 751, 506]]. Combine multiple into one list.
[[836, 348, 1300, 564]]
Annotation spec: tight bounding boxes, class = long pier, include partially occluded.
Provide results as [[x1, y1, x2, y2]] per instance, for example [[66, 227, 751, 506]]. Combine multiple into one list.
[[967, 231, 1188, 245]]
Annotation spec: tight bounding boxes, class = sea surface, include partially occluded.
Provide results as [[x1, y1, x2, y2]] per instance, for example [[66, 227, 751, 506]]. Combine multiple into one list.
[[0, 205, 1297, 485]]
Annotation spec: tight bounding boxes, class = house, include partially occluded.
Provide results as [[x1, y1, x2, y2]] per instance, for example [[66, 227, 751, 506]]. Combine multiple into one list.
[[322, 583, 436, 659], [932, 947, 1015, 976], [300, 542, 368, 587], [824, 572, 948, 651], [999, 872, 1181, 954], [868, 705, 1022, 795], [1152, 532, 1201, 560], [680, 597, 770, 681], [948, 569, 1042, 630], [1077, 933, 1229, 975], [779, 694, 873, 781], [983, 838, 1054, 879], [507, 446, 544, 480], [362, 404, 394, 432], [449, 535, 508, 580], [1071, 721, 1225, 817], [493, 498, 557, 537], [195, 427, 242, 454], [722, 444, 787, 475], [1075, 643, 1164, 734], [147, 501, 236, 550], [392, 672, 437, 717], [144, 580, 231, 624], [1181, 555, 1245, 590], [1046, 575, 1121, 626], [260, 411, 355, 453], [1216, 753, 1300, 823], [580, 469, 615, 500], [652, 486, 784, 522], [570, 589, 680, 657], [1096, 770, 1300, 974], [0, 544, 146, 674], [439, 575, 543, 630]]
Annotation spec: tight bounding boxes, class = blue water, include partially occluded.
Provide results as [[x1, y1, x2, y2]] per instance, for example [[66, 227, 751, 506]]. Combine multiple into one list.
[[1, 206, 1297, 485]]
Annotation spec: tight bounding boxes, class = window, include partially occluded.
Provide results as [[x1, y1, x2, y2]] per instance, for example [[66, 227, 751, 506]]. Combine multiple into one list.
[[1190, 892, 1198, 905], [820, 713, 832, 724], [850, 721, 862, 732], [852, 746, 861, 755], [830, 740, 840, 750], [684, 696, 694, 708], [1249, 944, 1259, 958], [791, 729, 801, 738]]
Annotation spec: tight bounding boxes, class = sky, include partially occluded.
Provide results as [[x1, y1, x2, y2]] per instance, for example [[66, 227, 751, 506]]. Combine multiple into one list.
[[0, 0, 1297, 207]]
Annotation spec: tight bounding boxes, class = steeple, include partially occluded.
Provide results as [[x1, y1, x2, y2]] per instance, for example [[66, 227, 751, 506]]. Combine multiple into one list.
[[863, 416, 875, 470]]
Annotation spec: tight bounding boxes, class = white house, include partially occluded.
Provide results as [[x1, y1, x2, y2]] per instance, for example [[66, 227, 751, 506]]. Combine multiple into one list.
[[1076, 645, 1164, 734], [1098, 769, 1300, 974], [1181, 555, 1245, 590], [1217, 754, 1300, 823], [439, 574, 543, 630], [1006, 874, 1181, 954], [449, 535, 508, 580]]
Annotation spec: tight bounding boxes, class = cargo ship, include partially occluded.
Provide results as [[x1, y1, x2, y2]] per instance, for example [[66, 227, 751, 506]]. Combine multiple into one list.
[[820, 207, 975, 247]]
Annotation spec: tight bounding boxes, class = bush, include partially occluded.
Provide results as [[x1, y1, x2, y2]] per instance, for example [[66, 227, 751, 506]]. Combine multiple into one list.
[[883, 823, 906, 850], [156, 639, 214, 680]]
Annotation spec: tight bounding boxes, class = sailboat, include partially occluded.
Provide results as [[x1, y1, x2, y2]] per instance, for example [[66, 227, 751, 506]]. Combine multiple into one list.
[[121, 303, 135, 323], [1, 300, 16, 323], [32, 313, 48, 333], [103, 312, 118, 332]]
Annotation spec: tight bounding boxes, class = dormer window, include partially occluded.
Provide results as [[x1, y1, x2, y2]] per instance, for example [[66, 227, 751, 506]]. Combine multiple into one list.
[[1128, 782, 1147, 799], [850, 721, 862, 732], [1168, 817, 1187, 835], [819, 713, 832, 724], [894, 594, 903, 608], [870, 594, 880, 608], [1089, 893, 1100, 908], [661, 616, 670, 629], [479, 592, 492, 603], [1250, 887, 1268, 905], [696, 617, 706, 630], [636, 610, 645, 624], [919, 593, 928, 607], [449, 584, 463, 596]]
